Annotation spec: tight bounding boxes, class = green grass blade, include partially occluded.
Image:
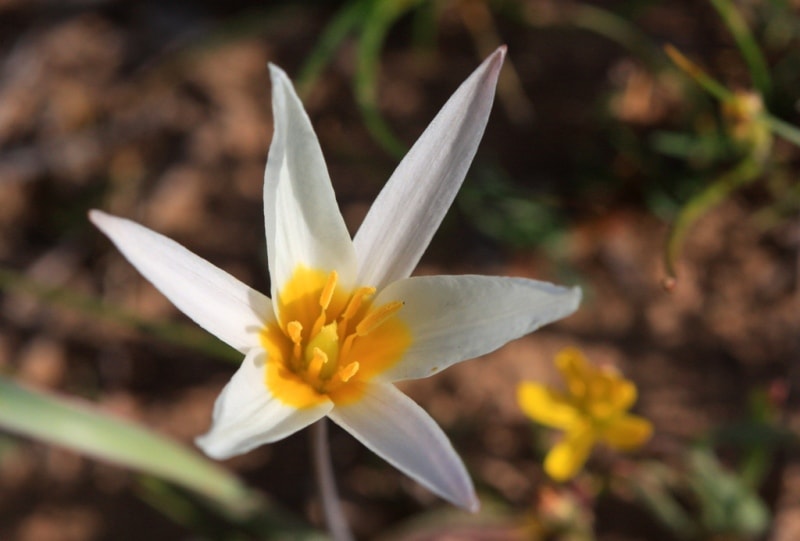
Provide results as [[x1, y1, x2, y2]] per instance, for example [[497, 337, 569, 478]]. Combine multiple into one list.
[[510, 3, 665, 71], [664, 157, 763, 279], [0, 377, 256, 517], [762, 112, 800, 147], [355, 0, 423, 158], [708, 0, 772, 97], [296, 0, 372, 98], [664, 44, 734, 102], [569, 3, 667, 71]]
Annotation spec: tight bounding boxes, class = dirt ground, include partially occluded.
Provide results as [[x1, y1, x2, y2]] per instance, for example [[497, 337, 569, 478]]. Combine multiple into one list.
[[0, 1, 798, 540]]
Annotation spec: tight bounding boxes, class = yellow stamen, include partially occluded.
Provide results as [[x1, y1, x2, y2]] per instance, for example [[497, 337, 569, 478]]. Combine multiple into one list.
[[338, 333, 357, 362], [263, 265, 412, 406], [341, 286, 376, 321], [320, 271, 338, 310], [307, 348, 327, 381], [356, 301, 404, 336], [310, 271, 339, 338], [337, 361, 360, 383], [287, 321, 303, 366], [287, 321, 303, 343]]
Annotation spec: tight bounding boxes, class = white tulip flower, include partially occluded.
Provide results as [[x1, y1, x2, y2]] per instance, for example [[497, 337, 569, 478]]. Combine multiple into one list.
[[90, 47, 581, 511]]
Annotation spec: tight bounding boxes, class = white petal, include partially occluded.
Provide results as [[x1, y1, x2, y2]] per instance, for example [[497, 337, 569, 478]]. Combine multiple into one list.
[[89, 210, 273, 353], [195, 350, 333, 459], [375, 274, 581, 382], [329, 382, 477, 511], [353, 47, 506, 290], [264, 65, 357, 303]]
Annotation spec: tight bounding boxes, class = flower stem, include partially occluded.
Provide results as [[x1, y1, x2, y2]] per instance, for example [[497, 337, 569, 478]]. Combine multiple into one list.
[[311, 419, 354, 541]]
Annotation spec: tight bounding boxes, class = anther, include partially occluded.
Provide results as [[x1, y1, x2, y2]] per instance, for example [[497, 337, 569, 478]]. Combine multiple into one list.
[[356, 301, 404, 336], [341, 286, 376, 321], [320, 271, 338, 310], [287, 321, 303, 344], [339, 333, 356, 362], [337, 362, 360, 383], [308, 348, 328, 380], [311, 272, 339, 337], [287, 321, 303, 362]]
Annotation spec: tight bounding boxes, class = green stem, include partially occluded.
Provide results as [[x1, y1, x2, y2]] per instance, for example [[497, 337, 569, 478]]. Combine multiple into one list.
[[762, 112, 800, 147], [664, 44, 733, 102], [312, 419, 353, 541], [664, 158, 763, 279], [708, 0, 772, 97]]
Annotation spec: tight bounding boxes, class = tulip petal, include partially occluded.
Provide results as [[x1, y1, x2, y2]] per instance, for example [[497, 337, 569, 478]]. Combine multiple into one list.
[[353, 47, 506, 289], [600, 414, 653, 451], [372, 275, 581, 382], [329, 381, 478, 511], [89, 210, 273, 353], [544, 424, 594, 482], [517, 382, 579, 430], [196, 350, 333, 459], [264, 65, 357, 302]]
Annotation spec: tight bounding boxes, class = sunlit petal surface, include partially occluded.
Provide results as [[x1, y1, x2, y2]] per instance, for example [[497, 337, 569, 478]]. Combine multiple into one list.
[[329, 381, 478, 511], [373, 275, 581, 381], [264, 65, 357, 302], [353, 48, 506, 290], [90, 210, 273, 353], [196, 350, 333, 459]]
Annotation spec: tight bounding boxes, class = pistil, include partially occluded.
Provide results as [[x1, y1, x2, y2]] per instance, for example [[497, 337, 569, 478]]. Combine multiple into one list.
[[274, 268, 405, 395]]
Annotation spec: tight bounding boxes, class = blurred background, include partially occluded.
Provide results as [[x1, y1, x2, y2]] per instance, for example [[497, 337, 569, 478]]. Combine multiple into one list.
[[0, 0, 798, 539]]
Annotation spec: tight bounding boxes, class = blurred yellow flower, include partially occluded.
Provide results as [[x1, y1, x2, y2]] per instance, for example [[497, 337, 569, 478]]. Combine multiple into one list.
[[517, 348, 652, 481]]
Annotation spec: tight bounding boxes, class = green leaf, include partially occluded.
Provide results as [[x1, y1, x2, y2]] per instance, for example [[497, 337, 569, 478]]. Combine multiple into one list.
[[688, 448, 770, 537], [0, 377, 257, 518]]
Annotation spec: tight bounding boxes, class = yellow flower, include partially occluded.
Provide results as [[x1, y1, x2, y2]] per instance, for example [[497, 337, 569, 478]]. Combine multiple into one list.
[[517, 348, 652, 481]]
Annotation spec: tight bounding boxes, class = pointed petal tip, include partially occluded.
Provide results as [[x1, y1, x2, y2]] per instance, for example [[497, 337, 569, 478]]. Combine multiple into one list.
[[485, 45, 507, 76], [87, 209, 107, 226], [88, 209, 123, 235], [194, 430, 243, 461], [464, 493, 481, 513], [569, 285, 583, 314], [267, 63, 290, 86], [193, 433, 226, 460]]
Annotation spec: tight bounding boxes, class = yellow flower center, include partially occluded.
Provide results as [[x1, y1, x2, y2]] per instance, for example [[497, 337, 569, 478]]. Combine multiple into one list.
[[260, 266, 411, 407]]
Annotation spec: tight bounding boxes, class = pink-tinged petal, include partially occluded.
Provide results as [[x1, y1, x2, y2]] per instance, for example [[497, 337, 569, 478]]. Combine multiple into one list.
[[353, 47, 506, 290], [328, 381, 478, 511], [372, 275, 581, 382], [195, 350, 333, 459], [264, 65, 357, 305], [89, 210, 273, 353]]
